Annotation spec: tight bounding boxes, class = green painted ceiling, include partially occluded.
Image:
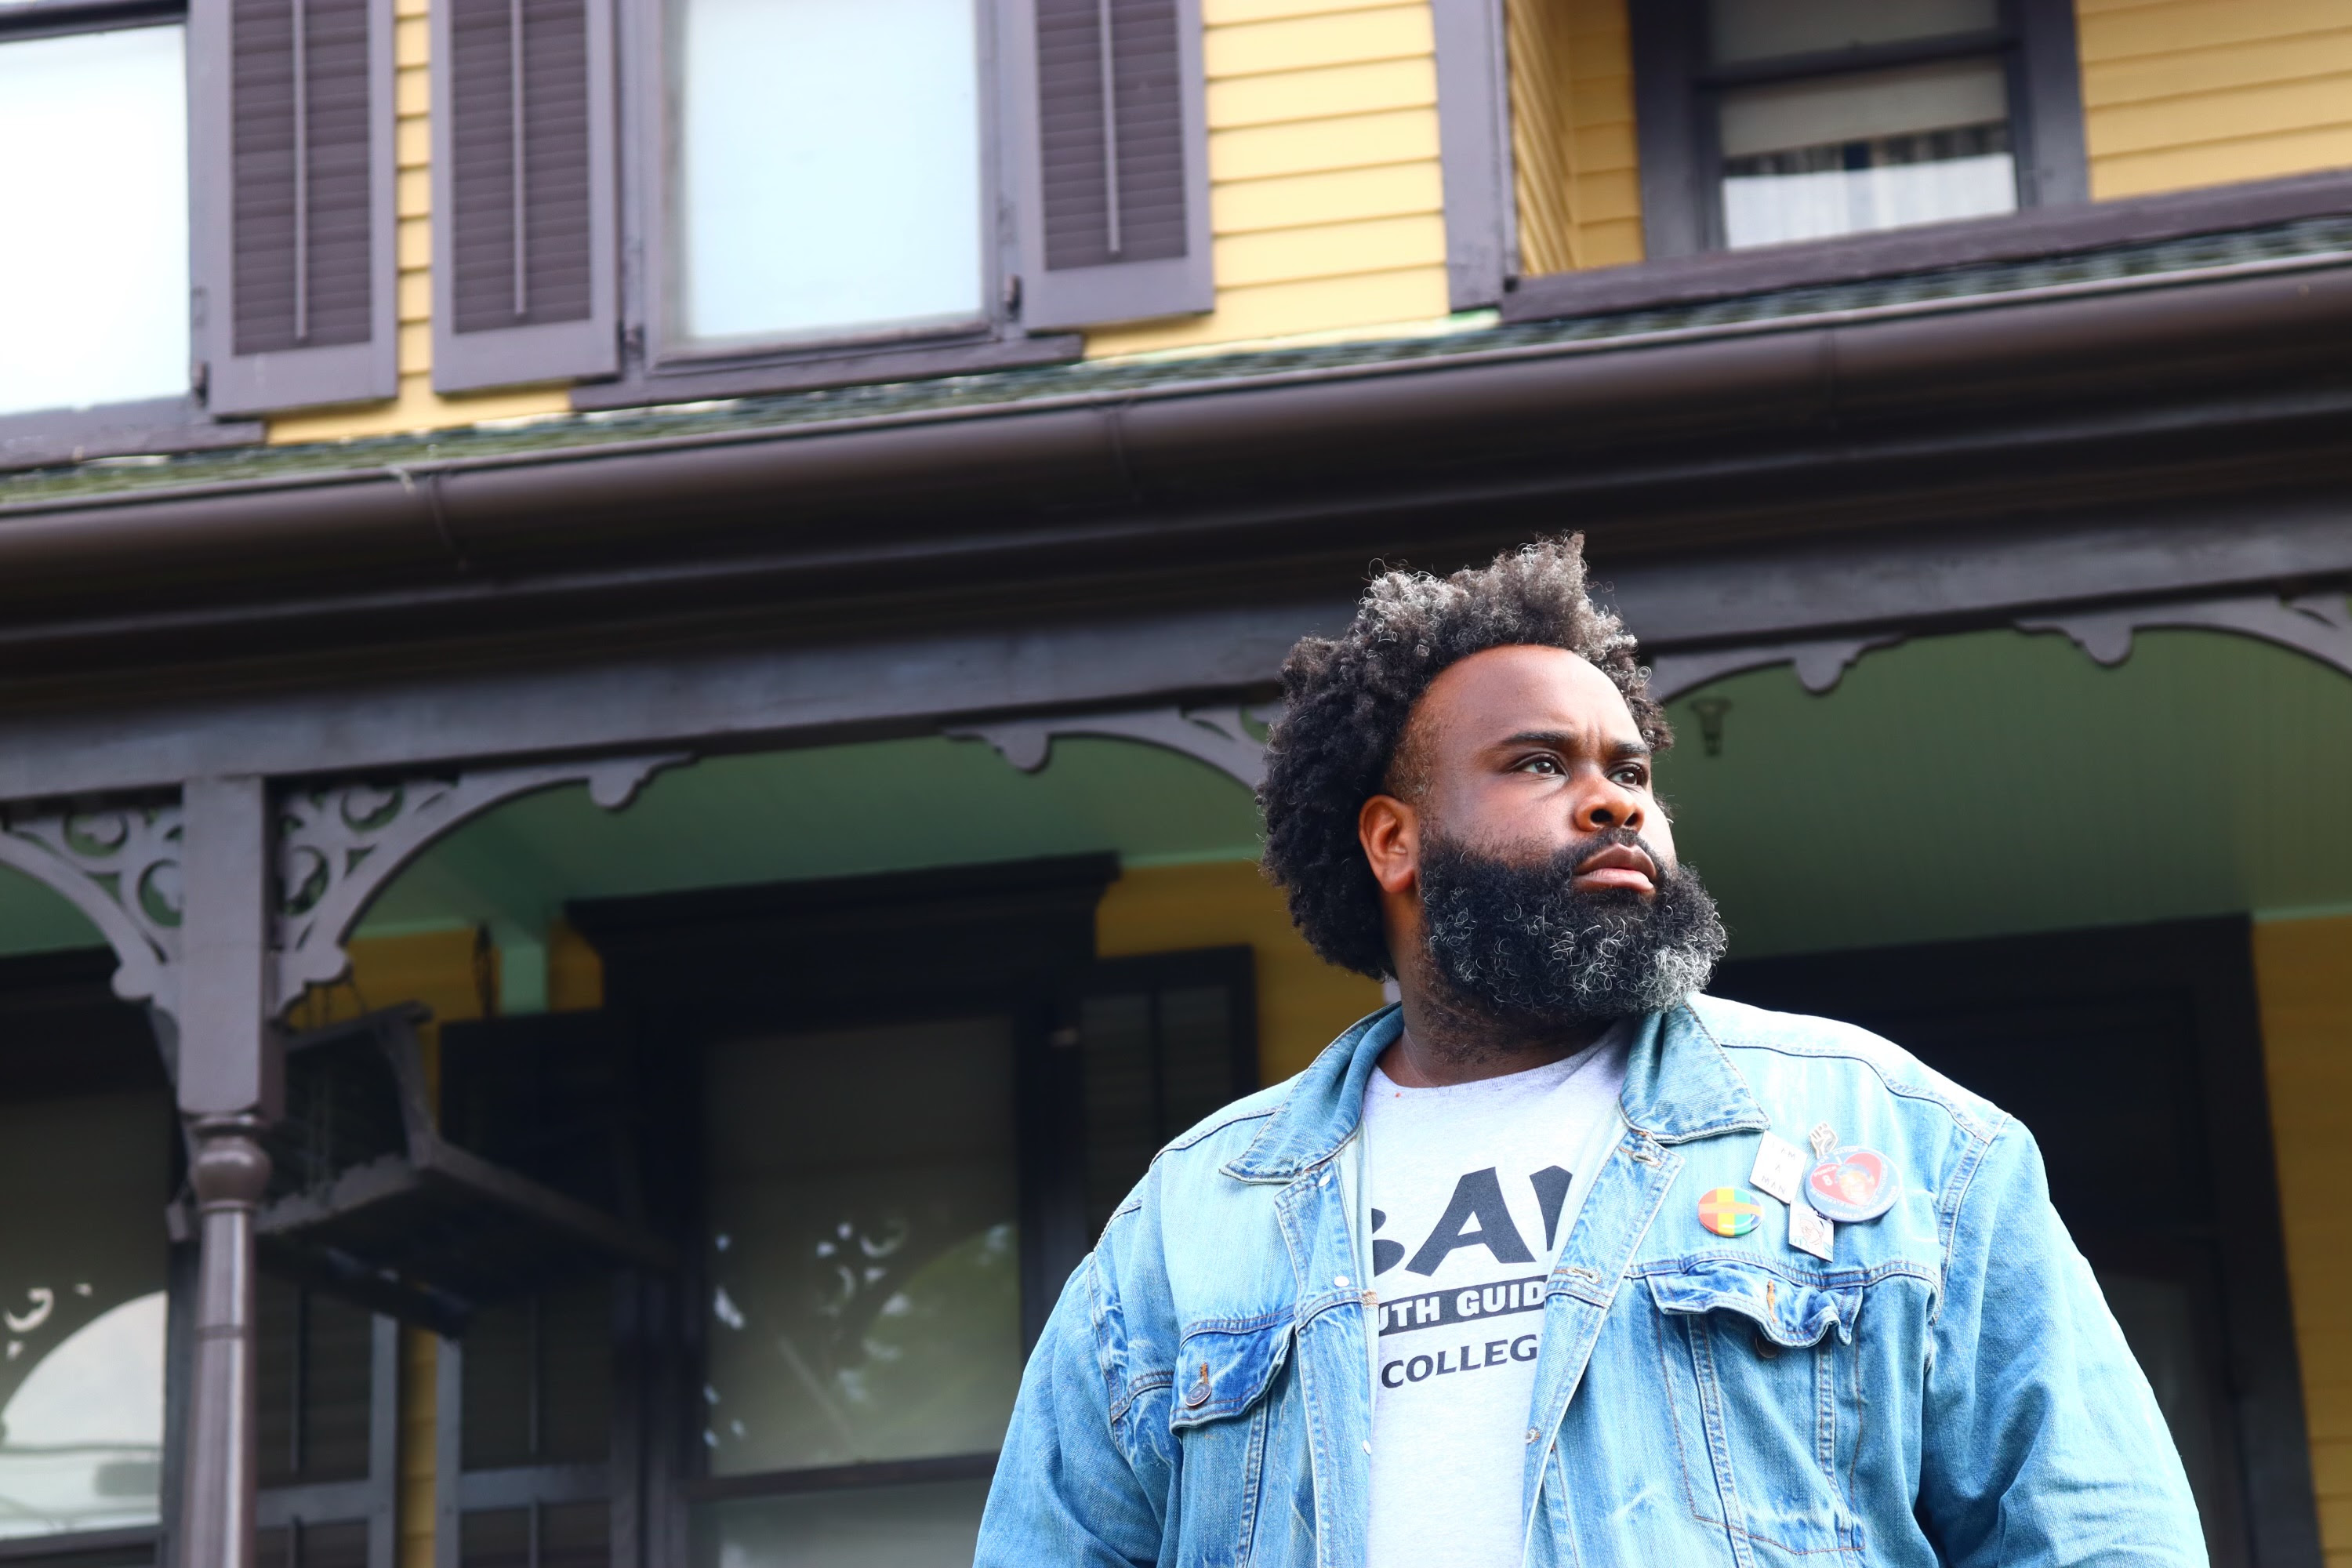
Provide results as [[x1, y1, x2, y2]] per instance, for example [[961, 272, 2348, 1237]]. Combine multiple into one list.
[[0, 625, 2343, 967], [1655, 627, 2352, 957]]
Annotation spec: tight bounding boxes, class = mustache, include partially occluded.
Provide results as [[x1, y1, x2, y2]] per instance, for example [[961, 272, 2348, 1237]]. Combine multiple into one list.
[[1560, 826, 1667, 880]]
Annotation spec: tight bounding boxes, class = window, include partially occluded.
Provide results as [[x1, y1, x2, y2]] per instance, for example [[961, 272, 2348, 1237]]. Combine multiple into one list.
[[1711, 1, 2014, 249], [1626, 0, 2086, 260], [436, 1285, 614, 1568], [0, 950, 176, 1560], [255, 1282, 398, 1568], [690, 1016, 1020, 1566], [0, 21, 188, 419], [569, 0, 1214, 407], [0, 1093, 170, 1540], [561, 859, 1257, 1567], [670, 0, 986, 347]]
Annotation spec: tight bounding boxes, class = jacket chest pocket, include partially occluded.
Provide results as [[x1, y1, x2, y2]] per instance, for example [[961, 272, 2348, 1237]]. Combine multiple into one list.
[[1645, 1261, 1866, 1564], [1167, 1318, 1294, 1567]]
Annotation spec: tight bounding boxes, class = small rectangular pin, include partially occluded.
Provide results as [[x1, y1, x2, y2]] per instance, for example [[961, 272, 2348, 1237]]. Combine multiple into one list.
[[1788, 1203, 1835, 1262], [1751, 1132, 1806, 1205]]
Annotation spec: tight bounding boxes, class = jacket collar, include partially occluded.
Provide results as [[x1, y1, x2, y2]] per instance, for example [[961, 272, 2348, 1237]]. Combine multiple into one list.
[[1618, 1002, 1769, 1144], [1225, 997, 1764, 1183]]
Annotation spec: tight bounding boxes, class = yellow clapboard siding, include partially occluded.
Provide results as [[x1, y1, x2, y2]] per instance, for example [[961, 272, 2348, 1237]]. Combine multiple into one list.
[[1503, 0, 1642, 278], [1567, 61, 1633, 125], [1576, 165, 1641, 223], [2085, 27, 2352, 103], [397, 215, 430, 270], [1507, 0, 1580, 271], [1206, 4, 1432, 79], [1214, 212, 1446, 286], [1207, 0, 1394, 23], [2092, 122, 2352, 197], [398, 320, 431, 375], [2088, 71, 2352, 157], [2078, 0, 2352, 60], [396, 166, 430, 220], [1083, 263, 1449, 354], [1208, 55, 1435, 128], [2078, 0, 2352, 198], [1213, 159, 1443, 234], [267, 376, 571, 443], [1209, 106, 1440, 181], [1574, 121, 1637, 172], [2254, 914, 2352, 1561], [398, 270, 430, 322], [1579, 216, 1643, 267], [397, 116, 430, 168], [394, 15, 426, 66], [395, 65, 427, 117], [1098, 861, 1384, 1086]]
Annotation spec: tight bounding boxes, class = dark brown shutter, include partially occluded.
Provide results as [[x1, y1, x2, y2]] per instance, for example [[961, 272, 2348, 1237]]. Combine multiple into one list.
[[192, 0, 398, 413], [1010, 0, 1210, 331], [430, 0, 615, 390]]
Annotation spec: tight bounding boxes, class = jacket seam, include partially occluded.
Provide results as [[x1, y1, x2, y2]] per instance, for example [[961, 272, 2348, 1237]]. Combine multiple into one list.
[[1702, 1030, 1998, 1143], [1926, 1110, 2005, 1330]]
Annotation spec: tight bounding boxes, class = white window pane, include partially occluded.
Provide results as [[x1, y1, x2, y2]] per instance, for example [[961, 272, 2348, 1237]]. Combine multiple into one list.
[[1718, 56, 2016, 249], [1708, 0, 1998, 66], [1719, 56, 2008, 160], [1723, 150, 2016, 248], [0, 1093, 171, 1537], [700, 1018, 1020, 1476], [0, 26, 189, 417], [672, 0, 984, 346]]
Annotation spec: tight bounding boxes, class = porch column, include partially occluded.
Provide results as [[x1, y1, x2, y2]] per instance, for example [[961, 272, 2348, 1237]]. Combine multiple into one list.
[[175, 778, 278, 1568]]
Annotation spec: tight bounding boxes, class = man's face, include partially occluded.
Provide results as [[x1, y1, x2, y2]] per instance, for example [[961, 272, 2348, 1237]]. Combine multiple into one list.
[[1360, 644, 1725, 1028], [1403, 644, 1676, 881]]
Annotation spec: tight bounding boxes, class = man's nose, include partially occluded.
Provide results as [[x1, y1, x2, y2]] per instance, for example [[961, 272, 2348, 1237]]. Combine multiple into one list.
[[1573, 773, 1643, 834]]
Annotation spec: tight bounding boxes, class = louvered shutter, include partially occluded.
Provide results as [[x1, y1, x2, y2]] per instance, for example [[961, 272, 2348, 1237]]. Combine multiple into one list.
[[430, 0, 615, 390], [191, 0, 398, 414], [1007, 0, 1211, 331]]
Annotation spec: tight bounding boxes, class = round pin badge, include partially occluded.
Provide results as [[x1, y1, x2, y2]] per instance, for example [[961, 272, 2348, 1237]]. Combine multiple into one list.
[[1697, 1186, 1764, 1238], [1805, 1146, 1900, 1222]]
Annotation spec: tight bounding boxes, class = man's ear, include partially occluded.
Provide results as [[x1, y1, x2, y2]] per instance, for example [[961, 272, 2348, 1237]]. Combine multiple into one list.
[[1358, 793, 1420, 896]]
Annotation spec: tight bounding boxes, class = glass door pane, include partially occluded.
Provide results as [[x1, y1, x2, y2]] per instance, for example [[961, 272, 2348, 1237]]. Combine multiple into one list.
[[0, 1092, 170, 1536]]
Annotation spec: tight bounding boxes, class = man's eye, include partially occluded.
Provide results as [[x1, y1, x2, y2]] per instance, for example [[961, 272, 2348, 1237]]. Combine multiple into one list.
[[1610, 766, 1648, 787], [1519, 756, 1563, 775]]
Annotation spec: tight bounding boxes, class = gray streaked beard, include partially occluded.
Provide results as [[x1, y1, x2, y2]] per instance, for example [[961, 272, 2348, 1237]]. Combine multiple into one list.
[[1418, 827, 1728, 1028]]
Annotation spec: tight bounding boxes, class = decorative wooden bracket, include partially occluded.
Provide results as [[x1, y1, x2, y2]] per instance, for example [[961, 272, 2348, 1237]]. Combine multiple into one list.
[[947, 702, 1280, 791]]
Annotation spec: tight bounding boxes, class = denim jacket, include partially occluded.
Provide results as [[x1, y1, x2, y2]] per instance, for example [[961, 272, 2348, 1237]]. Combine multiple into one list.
[[978, 996, 2205, 1568]]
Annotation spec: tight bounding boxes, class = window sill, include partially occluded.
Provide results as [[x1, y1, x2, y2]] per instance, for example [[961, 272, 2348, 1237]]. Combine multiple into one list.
[[570, 332, 1085, 413], [0, 397, 263, 474], [1499, 168, 2352, 326]]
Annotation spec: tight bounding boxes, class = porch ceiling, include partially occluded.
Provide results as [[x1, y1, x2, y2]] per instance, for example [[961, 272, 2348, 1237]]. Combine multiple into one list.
[[1661, 626, 2352, 957]]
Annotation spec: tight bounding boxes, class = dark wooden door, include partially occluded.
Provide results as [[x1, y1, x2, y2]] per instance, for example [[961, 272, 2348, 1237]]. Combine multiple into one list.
[[1712, 916, 2318, 1568]]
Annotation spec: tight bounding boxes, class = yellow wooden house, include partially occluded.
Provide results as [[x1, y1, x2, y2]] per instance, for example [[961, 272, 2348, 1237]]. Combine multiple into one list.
[[0, 0, 2350, 1564]]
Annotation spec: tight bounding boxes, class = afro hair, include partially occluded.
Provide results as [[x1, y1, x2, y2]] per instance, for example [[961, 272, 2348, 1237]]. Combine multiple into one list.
[[1257, 535, 1671, 978]]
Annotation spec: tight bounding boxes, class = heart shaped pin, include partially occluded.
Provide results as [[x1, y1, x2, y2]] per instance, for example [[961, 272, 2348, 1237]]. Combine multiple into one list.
[[1805, 1147, 1899, 1222]]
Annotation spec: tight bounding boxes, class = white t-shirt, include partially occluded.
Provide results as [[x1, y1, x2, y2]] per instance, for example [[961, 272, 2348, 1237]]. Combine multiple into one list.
[[1360, 1029, 1631, 1568]]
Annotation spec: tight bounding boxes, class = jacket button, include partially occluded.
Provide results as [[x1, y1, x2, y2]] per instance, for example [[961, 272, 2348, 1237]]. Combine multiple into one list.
[[1184, 1363, 1211, 1407], [1751, 1329, 1780, 1360]]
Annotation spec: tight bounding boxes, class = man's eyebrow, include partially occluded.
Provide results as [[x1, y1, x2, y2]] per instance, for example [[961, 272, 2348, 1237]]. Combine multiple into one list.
[[1493, 729, 1653, 758]]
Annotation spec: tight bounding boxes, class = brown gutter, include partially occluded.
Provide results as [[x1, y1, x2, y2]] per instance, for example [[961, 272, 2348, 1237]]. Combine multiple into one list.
[[2, 252, 2350, 633]]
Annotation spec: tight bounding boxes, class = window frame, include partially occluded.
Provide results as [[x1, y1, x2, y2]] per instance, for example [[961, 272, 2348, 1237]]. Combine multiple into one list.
[[253, 1297, 401, 1568], [579, 0, 1082, 411], [1627, 0, 2089, 260], [0, 0, 262, 470]]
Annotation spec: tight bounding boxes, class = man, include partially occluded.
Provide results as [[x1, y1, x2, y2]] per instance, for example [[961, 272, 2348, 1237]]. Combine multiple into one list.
[[978, 537, 2201, 1566]]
